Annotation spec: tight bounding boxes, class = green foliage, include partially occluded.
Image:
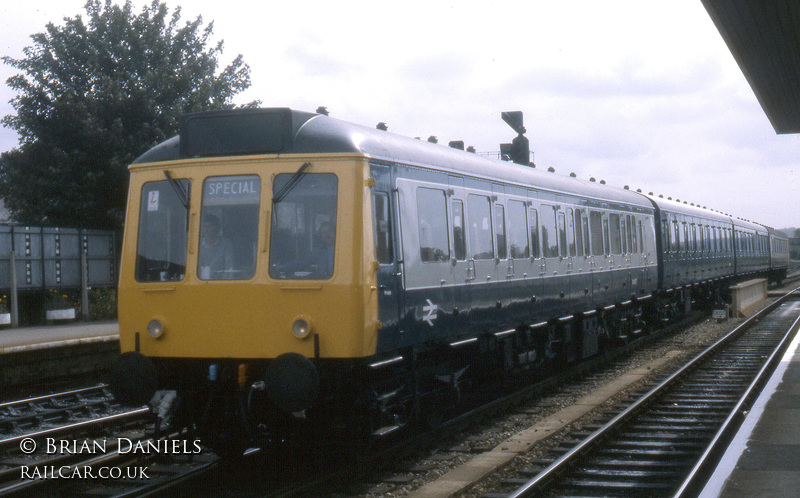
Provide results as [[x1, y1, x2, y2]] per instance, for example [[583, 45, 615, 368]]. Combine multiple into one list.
[[89, 287, 117, 320], [0, 0, 255, 231]]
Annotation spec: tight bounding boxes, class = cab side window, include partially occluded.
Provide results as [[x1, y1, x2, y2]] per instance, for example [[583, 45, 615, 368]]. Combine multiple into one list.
[[373, 193, 393, 264]]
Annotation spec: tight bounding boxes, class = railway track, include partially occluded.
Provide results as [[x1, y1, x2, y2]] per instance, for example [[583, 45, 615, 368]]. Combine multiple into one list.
[[487, 287, 800, 497], [0, 385, 220, 496], [232, 311, 712, 496]]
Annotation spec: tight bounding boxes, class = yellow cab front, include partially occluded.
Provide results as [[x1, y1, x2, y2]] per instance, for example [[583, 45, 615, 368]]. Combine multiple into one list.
[[118, 153, 380, 362]]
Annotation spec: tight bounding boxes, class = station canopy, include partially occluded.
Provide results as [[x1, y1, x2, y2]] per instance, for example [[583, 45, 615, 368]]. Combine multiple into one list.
[[702, 0, 800, 134]]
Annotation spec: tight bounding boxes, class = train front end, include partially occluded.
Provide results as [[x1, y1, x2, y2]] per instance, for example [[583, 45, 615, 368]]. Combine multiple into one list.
[[110, 109, 380, 450]]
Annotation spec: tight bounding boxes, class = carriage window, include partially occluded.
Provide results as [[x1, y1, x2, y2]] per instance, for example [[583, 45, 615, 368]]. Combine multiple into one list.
[[574, 209, 584, 257], [198, 175, 260, 280], [673, 220, 680, 253], [603, 217, 611, 255], [270, 173, 338, 279], [529, 208, 540, 258], [638, 220, 644, 253], [609, 214, 622, 255], [620, 215, 628, 254], [699, 224, 705, 252], [495, 204, 507, 259], [627, 215, 635, 254], [468, 194, 494, 260], [452, 199, 466, 261], [417, 188, 450, 262], [581, 213, 591, 256], [566, 209, 576, 257], [508, 200, 529, 259], [373, 193, 393, 264], [590, 211, 604, 256], [136, 179, 190, 282], [683, 223, 689, 252], [541, 205, 559, 258], [558, 211, 568, 257]]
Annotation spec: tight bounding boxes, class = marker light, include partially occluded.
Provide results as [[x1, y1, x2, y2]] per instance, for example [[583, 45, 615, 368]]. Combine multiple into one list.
[[147, 319, 164, 338], [292, 317, 312, 339]]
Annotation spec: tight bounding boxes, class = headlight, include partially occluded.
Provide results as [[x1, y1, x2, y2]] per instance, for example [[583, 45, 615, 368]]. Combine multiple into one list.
[[292, 317, 312, 339], [147, 319, 164, 338]]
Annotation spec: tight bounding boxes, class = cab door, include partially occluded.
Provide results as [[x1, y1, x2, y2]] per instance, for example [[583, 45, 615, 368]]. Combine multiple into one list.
[[370, 166, 404, 354]]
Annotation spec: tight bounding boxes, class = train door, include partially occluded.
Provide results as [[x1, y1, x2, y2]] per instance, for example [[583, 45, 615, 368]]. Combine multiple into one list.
[[466, 189, 497, 332], [397, 178, 454, 346], [537, 203, 564, 313], [370, 165, 404, 353], [572, 207, 593, 307], [447, 176, 471, 332]]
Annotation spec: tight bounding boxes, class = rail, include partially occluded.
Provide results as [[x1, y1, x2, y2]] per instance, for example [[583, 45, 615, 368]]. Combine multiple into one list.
[[507, 285, 800, 497]]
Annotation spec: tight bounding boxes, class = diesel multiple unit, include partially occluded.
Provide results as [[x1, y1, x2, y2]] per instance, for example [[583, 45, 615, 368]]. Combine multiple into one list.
[[110, 108, 790, 454]]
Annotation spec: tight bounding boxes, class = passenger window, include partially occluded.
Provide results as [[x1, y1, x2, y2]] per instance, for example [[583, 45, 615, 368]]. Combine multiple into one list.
[[468, 194, 494, 260], [270, 173, 338, 279], [574, 209, 584, 257], [199, 175, 260, 280], [558, 211, 568, 257], [566, 209, 576, 257], [373, 193, 393, 264], [602, 217, 611, 255], [609, 213, 622, 255], [452, 199, 467, 261], [581, 214, 591, 256], [136, 179, 190, 282], [673, 220, 680, 253], [417, 187, 450, 262], [508, 200, 529, 259], [627, 215, 635, 254], [638, 220, 644, 253], [590, 211, 604, 256], [495, 204, 507, 259], [683, 223, 689, 252], [620, 216, 628, 254], [541, 205, 559, 258], [529, 208, 540, 258]]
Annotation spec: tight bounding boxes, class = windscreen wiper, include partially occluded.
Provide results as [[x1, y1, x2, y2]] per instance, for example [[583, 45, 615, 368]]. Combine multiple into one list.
[[163, 170, 189, 210], [272, 162, 310, 204]]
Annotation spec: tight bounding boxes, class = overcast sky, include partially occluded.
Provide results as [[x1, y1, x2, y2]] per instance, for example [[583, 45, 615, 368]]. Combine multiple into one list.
[[1, 1, 798, 229]]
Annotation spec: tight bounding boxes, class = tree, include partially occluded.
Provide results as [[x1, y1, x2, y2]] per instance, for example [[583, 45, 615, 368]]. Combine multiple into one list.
[[0, 0, 255, 231]]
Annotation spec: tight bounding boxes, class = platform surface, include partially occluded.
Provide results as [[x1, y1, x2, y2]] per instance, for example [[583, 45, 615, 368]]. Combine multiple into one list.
[[0, 321, 118, 350], [701, 312, 800, 497]]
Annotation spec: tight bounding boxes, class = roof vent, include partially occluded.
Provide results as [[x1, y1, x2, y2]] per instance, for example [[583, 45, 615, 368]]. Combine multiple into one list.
[[427, 136, 438, 143], [547, 166, 555, 172], [316, 106, 329, 116], [376, 122, 388, 131], [569, 172, 577, 177], [448, 140, 465, 150]]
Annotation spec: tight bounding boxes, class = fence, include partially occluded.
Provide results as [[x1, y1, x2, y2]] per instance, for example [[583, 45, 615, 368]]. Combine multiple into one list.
[[0, 225, 116, 327]]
